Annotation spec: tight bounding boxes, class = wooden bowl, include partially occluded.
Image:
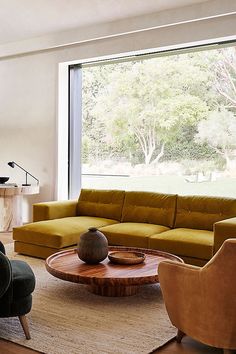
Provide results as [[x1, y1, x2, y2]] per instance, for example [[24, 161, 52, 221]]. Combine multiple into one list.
[[108, 251, 146, 265]]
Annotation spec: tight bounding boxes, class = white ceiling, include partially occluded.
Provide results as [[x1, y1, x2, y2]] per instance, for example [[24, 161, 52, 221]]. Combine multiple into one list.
[[0, 0, 208, 45]]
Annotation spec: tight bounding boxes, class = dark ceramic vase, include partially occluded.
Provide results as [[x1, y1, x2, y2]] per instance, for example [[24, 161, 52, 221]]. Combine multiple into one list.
[[78, 227, 108, 264]]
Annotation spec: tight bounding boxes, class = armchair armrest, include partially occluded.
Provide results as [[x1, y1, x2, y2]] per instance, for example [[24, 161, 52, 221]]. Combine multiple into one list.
[[33, 200, 78, 222], [0, 252, 12, 298], [214, 217, 236, 254], [158, 261, 202, 331]]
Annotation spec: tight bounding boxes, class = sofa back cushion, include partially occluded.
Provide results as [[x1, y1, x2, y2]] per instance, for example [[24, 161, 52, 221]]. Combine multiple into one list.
[[77, 189, 125, 221], [121, 191, 177, 227], [175, 195, 236, 231]]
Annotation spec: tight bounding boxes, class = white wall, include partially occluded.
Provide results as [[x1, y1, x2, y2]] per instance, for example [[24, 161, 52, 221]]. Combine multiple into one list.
[[0, 52, 58, 220], [0, 0, 236, 222]]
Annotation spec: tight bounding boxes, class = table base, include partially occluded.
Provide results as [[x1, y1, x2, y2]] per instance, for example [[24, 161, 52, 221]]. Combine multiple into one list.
[[89, 284, 139, 297]]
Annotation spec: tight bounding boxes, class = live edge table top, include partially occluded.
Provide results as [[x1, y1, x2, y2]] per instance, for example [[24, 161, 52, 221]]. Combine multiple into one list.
[[45, 246, 183, 296]]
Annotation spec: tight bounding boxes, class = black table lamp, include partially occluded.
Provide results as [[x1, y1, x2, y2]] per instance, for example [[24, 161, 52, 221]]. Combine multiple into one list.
[[8, 161, 39, 186]]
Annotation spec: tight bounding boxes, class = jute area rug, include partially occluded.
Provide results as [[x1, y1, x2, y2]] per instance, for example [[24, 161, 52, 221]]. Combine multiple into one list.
[[0, 244, 176, 354]]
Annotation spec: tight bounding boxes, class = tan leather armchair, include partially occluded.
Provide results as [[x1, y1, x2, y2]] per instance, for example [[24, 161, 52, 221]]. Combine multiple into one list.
[[158, 239, 236, 354]]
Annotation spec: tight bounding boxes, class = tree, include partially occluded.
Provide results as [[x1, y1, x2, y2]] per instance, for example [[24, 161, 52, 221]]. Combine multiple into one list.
[[214, 47, 236, 110], [195, 108, 236, 170], [91, 55, 212, 164], [82, 63, 135, 163]]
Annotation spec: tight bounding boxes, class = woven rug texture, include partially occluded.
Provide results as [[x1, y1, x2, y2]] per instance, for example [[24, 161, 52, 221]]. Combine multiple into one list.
[[0, 244, 176, 354]]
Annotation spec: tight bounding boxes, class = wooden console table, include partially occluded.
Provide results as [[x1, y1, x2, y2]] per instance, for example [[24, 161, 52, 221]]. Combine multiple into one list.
[[0, 185, 39, 232]]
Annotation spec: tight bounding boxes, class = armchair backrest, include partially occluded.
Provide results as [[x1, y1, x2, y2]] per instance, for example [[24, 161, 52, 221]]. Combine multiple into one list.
[[0, 241, 5, 255], [201, 238, 236, 313], [0, 251, 12, 298], [197, 239, 236, 348], [202, 237, 236, 273], [159, 238, 236, 349]]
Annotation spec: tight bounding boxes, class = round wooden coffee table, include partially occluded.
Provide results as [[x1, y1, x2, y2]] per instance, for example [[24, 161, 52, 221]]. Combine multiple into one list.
[[45, 246, 183, 297]]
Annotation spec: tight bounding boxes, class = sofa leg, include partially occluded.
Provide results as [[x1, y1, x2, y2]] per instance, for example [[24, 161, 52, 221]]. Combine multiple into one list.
[[18, 315, 31, 340], [176, 329, 185, 343]]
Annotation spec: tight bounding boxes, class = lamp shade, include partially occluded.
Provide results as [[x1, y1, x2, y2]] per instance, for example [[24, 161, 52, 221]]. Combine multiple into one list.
[[8, 162, 15, 168]]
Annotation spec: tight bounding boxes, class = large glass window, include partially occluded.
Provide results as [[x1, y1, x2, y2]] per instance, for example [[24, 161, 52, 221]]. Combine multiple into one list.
[[79, 45, 236, 197]]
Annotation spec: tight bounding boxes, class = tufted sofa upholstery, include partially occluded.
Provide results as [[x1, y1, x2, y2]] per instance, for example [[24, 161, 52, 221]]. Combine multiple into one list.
[[13, 189, 236, 265]]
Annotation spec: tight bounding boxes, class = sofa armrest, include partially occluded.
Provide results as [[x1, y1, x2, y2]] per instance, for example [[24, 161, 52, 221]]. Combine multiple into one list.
[[214, 217, 236, 254], [33, 200, 78, 222]]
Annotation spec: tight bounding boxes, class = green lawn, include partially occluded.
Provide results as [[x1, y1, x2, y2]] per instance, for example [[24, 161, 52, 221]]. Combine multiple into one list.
[[82, 175, 236, 198]]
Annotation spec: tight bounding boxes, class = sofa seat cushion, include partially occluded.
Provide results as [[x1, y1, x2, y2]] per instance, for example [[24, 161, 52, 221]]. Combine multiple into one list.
[[13, 216, 119, 249], [149, 228, 213, 260], [100, 222, 169, 248]]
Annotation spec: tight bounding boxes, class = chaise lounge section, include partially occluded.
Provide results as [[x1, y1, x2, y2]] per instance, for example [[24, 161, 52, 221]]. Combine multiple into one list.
[[13, 189, 236, 265]]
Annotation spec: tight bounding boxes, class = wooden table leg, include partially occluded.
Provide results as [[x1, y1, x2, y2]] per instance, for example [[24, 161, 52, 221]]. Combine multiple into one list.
[[89, 284, 139, 296], [19, 315, 31, 340], [176, 329, 185, 343]]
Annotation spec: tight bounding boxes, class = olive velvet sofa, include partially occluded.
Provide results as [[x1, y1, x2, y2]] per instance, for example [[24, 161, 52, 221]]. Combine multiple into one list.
[[13, 189, 236, 266]]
